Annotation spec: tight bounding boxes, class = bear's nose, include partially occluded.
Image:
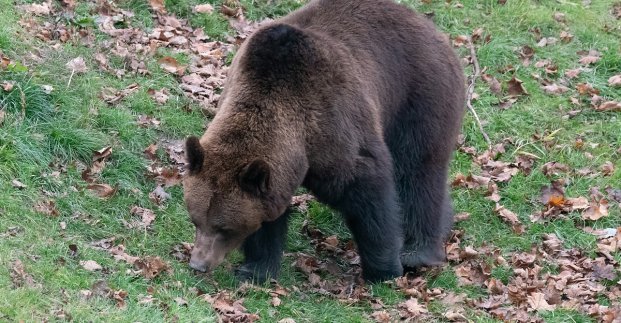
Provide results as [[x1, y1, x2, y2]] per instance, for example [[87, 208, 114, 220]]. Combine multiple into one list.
[[189, 258, 208, 273]]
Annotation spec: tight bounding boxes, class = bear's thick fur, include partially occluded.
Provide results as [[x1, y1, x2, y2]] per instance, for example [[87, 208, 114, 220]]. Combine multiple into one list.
[[183, 0, 465, 283]]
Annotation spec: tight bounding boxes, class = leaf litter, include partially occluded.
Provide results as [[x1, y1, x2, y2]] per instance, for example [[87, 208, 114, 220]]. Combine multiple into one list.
[[12, 1, 621, 321]]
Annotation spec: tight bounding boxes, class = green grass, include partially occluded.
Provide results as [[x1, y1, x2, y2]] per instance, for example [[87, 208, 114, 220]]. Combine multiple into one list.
[[1, 0, 620, 322]]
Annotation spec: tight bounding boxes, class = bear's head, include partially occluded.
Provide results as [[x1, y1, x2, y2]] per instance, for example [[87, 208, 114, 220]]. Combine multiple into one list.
[[183, 136, 285, 273]]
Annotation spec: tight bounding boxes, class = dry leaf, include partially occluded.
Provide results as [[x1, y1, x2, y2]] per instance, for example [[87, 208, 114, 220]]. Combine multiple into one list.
[[158, 56, 186, 75], [398, 298, 428, 317], [20, 2, 51, 15], [194, 4, 214, 14], [579, 55, 600, 65], [149, 0, 166, 13], [10, 259, 37, 287], [609, 75, 621, 87], [371, 310, 391, 322], [86, 183, 117, 198], [507, 76, 528, 97], [93, 146, 112, 162], [482, 73, 502, 94], [519, 46, 534, 66], [452, 35, 469, 47], [576, 83, 599, 96], [149, 185, 171, 204], [66, 57, 88, 74], [128, 206, 156, 228], [565, 68, 582, 79], [494, 204, 525, 234], [270, 296, 281, 307], [594, 101, 621, 112], [582, 199, 609, 220], [560, 31, 573, 43], [2, 81, 14, 92], [542, 83, 569, 95], [80, 260, 103, 271], [527, 292, 555, 311], [147, 88, 169, 104], [601, 161, 615, 176], [34, 200, 59, 217], [11, 179, 27, 189], [134, 256, 169, 279]]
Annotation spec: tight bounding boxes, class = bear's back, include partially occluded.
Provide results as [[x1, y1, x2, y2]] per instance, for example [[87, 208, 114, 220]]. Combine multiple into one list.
[[279, 0, 464, 125]]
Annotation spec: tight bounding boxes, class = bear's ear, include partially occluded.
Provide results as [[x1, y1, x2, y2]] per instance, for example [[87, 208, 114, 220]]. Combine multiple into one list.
[[186, 136, 204, 174], [238, 159, 270, 196]]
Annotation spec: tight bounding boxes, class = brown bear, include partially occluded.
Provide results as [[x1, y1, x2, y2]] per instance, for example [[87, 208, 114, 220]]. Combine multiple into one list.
[[183, 0, 465, 283]]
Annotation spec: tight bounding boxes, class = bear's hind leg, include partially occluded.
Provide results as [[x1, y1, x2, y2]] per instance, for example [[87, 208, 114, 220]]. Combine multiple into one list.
[[236, 209, 291, 283], [333, 162, 404, 283], [398, 166, 453, 270]]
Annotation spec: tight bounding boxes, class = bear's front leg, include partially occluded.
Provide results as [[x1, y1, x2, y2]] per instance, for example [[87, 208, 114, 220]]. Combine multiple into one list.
[[235, 209, 291, 283]]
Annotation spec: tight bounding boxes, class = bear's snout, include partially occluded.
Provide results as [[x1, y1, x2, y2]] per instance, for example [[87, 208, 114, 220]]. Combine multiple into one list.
[[189, 257, 209, 272]]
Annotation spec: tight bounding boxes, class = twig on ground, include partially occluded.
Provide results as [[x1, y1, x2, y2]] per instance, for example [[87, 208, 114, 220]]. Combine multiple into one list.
[[67, 69, 75, 87], [466, 38, 492, 148]]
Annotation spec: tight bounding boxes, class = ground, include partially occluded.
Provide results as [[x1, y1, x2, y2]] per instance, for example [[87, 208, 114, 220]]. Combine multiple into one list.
[[1, 0, 620, 322]]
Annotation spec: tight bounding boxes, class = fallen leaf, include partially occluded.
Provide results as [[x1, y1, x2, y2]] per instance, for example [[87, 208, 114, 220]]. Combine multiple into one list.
[[66, 57, 88, 74], [565, 68, 582, 79], [11, 179, 27, 189], [594, 101, 621, 112], [203, 291, 260, 322], [2, 81, 14, 91], [149, 0, 166, 13], [10, 259, 37, 287], [540, 184, 565, 207], [20, 2, 51, 15], [579, 55, 600, 65], [174, 297, 188, 306], [147, 88, 169, 104], [93, 146, 112, 162], [80, 260, 103, 271], [128, 206, 156, 228], [194, 4, 214, 14], [560, 31, 573, 43], [100, 83, 140, 105], [398, 298, 428, 317], [149, 185, 170, 205], [134, 256, 169, 279], [86, 183, 117, 198], [372, 311, 391, 322], [494, 204, 525, 234], [566, 197, 590, 211], [482, 73, 502, 94], [144, 144, 158, 160], [452, 35, 469, 47], [542, 162, 569, 177], [109, 244, 139, 264], [158, 56, 185, 75], [519, 46, 534, 66], [542, 83, 569, 95], [576, 83, 600, 96], [507, 76, 528, 97], [34, 200, 59, 217], [270, 296, 281, 307], [609, 75, 621, 87], [527, 292, 555, 311], [601, 161, 615, 176], [582, 199, 609, 220]]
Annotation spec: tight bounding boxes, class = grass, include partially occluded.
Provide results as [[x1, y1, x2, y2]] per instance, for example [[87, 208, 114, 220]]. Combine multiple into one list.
[[1, 0, 620, 322]]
